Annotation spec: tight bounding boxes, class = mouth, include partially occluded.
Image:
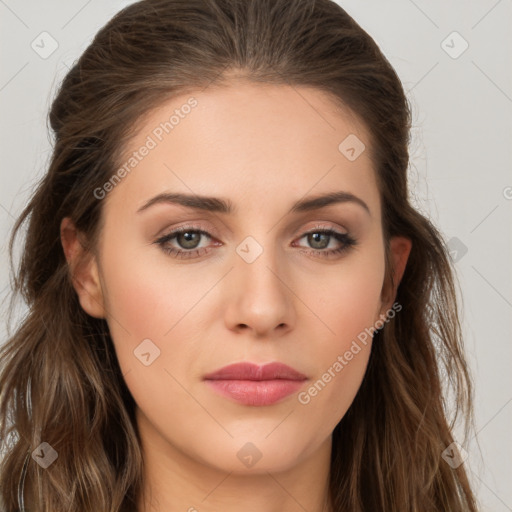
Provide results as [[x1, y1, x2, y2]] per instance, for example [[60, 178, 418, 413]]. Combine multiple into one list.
[[203, 362, 308, 406]]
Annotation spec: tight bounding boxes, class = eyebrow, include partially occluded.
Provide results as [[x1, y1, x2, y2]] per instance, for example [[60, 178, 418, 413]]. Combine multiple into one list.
[[136, 190, 371, 216]]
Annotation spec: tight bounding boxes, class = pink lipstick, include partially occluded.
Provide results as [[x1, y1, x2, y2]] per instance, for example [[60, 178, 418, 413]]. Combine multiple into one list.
[[203, 362, 307, 406]]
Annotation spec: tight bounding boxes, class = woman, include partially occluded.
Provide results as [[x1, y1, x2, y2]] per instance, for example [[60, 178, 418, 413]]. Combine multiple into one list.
[[0, 0, 479, 510]]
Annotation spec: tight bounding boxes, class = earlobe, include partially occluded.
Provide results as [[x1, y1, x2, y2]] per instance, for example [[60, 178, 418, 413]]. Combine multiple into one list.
[[60, 217, 105, 319], [380, 236, 412, 315]]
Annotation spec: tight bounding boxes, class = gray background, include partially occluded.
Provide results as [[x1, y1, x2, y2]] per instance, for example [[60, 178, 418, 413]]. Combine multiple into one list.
[[1, 1, 511, 510]]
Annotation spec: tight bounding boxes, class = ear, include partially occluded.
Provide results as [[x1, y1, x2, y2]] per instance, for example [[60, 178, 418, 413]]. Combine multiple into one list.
[[60, 217, 105, 319], [379, 236, 412, 317]]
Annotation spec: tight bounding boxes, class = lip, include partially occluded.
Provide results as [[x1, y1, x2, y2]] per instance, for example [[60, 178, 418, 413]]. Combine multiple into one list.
[[204, 362, 308, 406]]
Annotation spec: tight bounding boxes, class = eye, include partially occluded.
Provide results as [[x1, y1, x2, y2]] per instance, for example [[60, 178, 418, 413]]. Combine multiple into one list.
[[153, 224, 217, 260], [292, 226, 357, 259], [153, 224, 357, 260]]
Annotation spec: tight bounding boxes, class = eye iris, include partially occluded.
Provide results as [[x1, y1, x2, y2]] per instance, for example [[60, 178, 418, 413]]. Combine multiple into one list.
[[308, 232, 329, 249], [178, 231, 200, 249]]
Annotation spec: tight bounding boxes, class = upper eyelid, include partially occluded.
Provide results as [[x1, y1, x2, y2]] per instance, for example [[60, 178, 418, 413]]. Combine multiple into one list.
[[163, 222, 347, 233], [159, 223, 348, 243]]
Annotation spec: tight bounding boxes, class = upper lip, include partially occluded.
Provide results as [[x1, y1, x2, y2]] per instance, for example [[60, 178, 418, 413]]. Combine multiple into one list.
[[203, 362, 307, 381]]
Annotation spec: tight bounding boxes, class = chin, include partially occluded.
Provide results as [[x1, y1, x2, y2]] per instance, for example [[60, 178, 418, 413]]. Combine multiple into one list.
[[192, 434, 315, 475]]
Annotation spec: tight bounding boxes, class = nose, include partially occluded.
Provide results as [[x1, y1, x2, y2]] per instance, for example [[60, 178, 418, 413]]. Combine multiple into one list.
[[223, 241, 296, 338]]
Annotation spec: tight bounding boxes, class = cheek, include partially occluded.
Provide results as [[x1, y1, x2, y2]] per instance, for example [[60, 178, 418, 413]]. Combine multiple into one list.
[[97, 246, 181, 373], [297, 292, 378, 437], [297, 243, 384, 419], [100, 244, 206, 338], [314, 242, 385, 349], [99, 251, 205, 424]]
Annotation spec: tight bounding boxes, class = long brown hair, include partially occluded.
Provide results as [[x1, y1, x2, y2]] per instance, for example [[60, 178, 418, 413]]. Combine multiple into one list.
[[0, 0, 478, 510]]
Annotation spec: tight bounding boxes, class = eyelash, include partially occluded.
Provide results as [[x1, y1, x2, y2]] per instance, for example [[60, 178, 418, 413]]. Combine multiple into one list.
[[153, 223, 357, 260]]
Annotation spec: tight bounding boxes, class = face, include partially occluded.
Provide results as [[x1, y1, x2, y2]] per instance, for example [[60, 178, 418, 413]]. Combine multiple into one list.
[[64, 80, 410, 475]]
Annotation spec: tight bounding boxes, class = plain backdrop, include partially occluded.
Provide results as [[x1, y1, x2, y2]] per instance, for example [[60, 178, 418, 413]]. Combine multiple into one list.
[[0, 1, 511, 510]]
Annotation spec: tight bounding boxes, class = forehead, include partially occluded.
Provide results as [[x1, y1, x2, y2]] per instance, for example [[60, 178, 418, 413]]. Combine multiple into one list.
[[103, 80, 380, 220]]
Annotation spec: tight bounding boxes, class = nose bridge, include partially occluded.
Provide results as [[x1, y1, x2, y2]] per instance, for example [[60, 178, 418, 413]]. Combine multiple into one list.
[[225, 230, 294, 333], [234, 232, 286, 296]]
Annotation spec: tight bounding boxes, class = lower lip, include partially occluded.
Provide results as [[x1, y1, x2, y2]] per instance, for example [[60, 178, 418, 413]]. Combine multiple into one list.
[[205, 379, 305, 406]]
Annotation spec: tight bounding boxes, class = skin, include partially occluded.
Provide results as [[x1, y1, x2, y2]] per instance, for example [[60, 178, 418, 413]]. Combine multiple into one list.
[[61, 80, 412, 512]]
